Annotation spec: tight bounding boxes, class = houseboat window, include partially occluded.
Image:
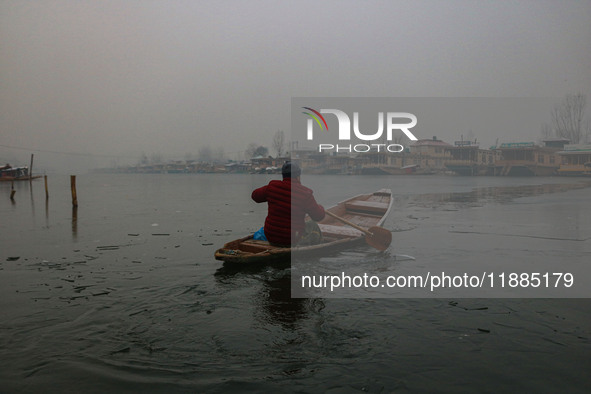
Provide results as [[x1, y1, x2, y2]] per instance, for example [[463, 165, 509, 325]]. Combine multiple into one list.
[[549, 155, 555, 164], [538, 154, 544, 163]]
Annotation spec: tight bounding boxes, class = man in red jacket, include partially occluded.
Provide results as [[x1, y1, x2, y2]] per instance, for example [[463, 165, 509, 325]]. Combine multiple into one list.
[[251, 162, 325, 246]]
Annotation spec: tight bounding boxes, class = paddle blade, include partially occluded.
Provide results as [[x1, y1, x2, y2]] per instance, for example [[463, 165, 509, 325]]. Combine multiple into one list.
[[366, 226, 392, 251]]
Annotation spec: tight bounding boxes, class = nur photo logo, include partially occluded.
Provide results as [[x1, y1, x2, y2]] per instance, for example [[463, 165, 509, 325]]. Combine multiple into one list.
[[301, 106, 419, 153]]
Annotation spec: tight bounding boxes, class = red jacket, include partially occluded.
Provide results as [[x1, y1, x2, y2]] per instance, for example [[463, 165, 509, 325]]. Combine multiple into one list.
[[252, 178, 325, 246]]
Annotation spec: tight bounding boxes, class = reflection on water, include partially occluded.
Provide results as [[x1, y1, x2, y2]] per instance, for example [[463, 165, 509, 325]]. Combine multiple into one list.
[[29, 181, 35, 215], [258, 274, 309, 329], [1, 174, 590, 392], [215, 263, 310, 329], [409, 181, 591, 208], [71, 206, 78, 241]]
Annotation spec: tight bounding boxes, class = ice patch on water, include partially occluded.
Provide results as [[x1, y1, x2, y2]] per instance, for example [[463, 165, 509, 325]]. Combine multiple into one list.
[[392, 254, 416, 261]]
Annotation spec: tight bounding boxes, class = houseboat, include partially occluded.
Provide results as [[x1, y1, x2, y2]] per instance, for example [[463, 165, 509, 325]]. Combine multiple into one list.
[[355, 137, 450, 175], [445, 141, 499, 176], [405, 137, 452, 174], [557, 144, 591, 176], [358, 151, 414, 175], [492, 140, 568, 176]]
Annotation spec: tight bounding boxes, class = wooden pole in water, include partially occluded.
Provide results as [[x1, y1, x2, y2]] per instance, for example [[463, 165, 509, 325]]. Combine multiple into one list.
[[44, 175, 49, 199], [70, 175, 78, 207], [10, 180, 15, 200]]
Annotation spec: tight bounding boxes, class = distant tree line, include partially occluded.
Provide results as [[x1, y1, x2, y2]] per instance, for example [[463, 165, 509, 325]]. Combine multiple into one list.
[[135, 130, 288, 166], [244, 130, 286, 159], [542, 93, 590, 144]]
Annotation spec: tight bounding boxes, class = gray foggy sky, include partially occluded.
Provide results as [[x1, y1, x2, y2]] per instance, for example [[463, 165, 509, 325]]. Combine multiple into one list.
[[1, 0, 590, 172]]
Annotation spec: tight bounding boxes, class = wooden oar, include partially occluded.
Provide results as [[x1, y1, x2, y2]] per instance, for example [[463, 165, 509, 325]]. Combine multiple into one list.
[[325, 211, 392, 251]]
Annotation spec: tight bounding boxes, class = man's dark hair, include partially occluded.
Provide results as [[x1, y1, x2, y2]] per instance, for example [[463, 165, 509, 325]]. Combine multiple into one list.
[[282, 161, 301, 179]]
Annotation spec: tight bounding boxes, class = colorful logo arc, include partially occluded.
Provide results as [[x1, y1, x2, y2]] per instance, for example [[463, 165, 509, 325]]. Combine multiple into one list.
[[302, 107, 328, 131]]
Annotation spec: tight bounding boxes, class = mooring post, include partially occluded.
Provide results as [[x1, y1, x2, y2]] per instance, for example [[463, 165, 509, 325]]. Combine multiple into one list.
[[10, 180, 15, 200], [70, 175, 78, 207], [44, 175, 49, 199]]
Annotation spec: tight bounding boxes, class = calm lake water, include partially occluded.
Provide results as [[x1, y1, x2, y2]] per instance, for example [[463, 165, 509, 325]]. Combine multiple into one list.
[[1, 174, 590, 392]]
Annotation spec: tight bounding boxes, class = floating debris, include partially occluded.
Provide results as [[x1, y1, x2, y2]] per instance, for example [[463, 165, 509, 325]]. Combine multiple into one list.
[[477, 328, 491, 333], [7, 257, 20, 261], [393, 254, 416, 261], [449, 301, 489, 311], [97, 246, 120, 251], [128, 233, 140, 236], [59, 295, 86, 301], [152, 233, 170, 236], [73, 285, 93, 293], [202, 243, 213, 246]]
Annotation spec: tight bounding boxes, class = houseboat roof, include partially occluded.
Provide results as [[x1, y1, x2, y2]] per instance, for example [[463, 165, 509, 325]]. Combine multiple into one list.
[[453, 140, 479, 147], [559, 144, 591, 154], [0, 165, 28, 172], [542, 138, 570, 143], [411, 139, 452, 147], [497, 142, 536, 149], [446, 144, 481, 150]]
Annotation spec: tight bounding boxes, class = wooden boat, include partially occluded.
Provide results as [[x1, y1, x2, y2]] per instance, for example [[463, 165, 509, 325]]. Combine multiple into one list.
[[214, 188, 392, 264]]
